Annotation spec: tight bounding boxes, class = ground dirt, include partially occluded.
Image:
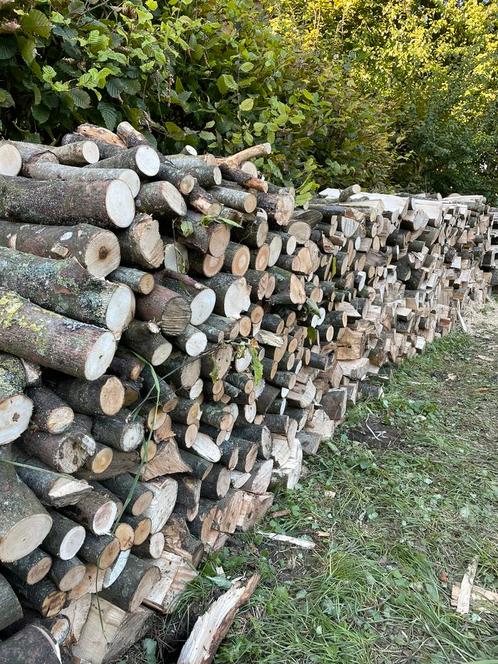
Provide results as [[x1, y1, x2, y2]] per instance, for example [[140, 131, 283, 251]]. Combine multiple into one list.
[[125, 300, 498, 664]]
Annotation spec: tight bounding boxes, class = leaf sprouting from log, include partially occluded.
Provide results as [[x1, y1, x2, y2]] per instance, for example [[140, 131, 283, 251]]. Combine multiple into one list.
[[180, 219, 194, 237]]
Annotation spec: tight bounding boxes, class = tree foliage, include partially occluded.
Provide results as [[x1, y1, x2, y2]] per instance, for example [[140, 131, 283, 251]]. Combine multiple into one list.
[[0, 0, 497, 199]]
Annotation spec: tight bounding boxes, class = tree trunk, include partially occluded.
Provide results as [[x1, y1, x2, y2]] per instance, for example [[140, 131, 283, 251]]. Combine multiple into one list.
[[0, 175, 135, 229], [0, 289, 116, 380], [0, 220, 121, 277]]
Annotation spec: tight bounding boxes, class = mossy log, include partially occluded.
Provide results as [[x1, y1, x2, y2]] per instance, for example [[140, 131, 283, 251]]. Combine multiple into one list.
[[0, 289, 116, 380]]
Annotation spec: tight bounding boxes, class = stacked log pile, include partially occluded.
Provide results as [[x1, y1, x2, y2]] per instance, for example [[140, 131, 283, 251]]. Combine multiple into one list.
[[0, 126, 493, 662]]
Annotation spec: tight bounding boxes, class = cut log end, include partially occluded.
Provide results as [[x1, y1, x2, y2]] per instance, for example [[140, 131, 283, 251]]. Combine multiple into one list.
[[0, 142, 22, 176], [59, 525, 86, 560], [83, 229, 121, 278], [81, 141, 100, 164], [105, 180, 136, 228], [0, 394, 33, 444], [92, 501, 118, 536], [136, 146, 161, 176], [84, 331, 117, 381], [190, 289, 216, 326], [105, 285, 135, 334], [99, 376, 125, 416], [0, 513, 52, 563]]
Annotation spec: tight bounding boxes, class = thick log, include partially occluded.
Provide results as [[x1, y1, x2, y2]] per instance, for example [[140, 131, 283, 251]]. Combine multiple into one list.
[[118, 213, 164, 270], [257, 190, 294, 226], [4, 571, 66, 617], [0, 351, 32, 444], [0, 175, 135, 229], [201, 464, 231, 500], [42, 512, 85, 560], [3, 547, 52, 585], [173, 323, 207, 357], [101, 474, 153, 517], [137, 181, 187, 217], [0, 248, 134, 335], [61, 490, 118, 536], [140, 439, 191, 481], [136, 283, 191, 337], [0, 290, 116, 380], [78, 532, 120, 569], [49, 556, 86, 592], [0, 624, 62, 663], [0, 221, 121, 277], [0, 447, 52, 562], [155, 269, 216, 326], [200, 273, 251, 319], [122, 320, 172, 365], [0, 140, 22, 176]]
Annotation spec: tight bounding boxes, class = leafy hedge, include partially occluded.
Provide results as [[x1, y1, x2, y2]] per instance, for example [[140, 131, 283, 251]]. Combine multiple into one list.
[[1, 0, 497, 200]]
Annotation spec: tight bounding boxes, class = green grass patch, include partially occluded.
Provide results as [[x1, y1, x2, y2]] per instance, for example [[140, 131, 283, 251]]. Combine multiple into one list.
[[208, 331, 498, 663]]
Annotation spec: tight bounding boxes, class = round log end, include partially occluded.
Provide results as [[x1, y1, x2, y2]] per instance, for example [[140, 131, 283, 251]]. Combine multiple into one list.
[[131, 490, 153, 517], [46, 405, 74, 434], [92, 500, 118, 535], [185, 330, 208, 357], [98, 536, 120, 569], [83, 228, 121, 278], [150, 339, 172, 366], [132, 517, 152, 545], [84, 332, 117, 382], [201, 254, 223, 277], [0, 142, 22, 176], [244, 193, 258, 214], [0, 513, 52, 563], [105, 180, 136, 228], [208, 223, 230, 258], [118, 169, 141, 198], [90, 445, 114, 474], [106, 284, 135, 334], [0, 394, 33, 445], [213, 166, 222, 185], [27, 552, 53, 585], [190, 289, 216, 326], [59, 525, 86, 561], [81, 141, 100, 164], [149, 532, 165, 559], [115, 522, 135, 550], [136, 146, 160, 177], [99, 376, 125, 416]]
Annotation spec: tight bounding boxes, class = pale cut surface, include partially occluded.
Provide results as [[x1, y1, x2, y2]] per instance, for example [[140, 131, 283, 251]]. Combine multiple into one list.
[[0, 394, 33, 445], [84, 332, 116, 381], [105, 180, 136, 228], [0, 513, 52, 562]]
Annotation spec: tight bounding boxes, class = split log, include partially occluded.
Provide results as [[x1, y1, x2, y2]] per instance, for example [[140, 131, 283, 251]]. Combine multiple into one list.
[[142, 476, 178, 533], [4, 572, 66, 617], [161, 514, 204, 565], [0, 176, 135, 229], [178, 574, 260, 664], [0, 290, 116, 380], [0, 221, 121, 277]]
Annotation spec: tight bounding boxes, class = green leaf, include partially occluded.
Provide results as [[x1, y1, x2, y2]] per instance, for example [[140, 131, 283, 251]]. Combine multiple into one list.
[[98, 101, 119, 130], [21, 9, 52, 39], [240, 62, 254, 73], [68, 88, 91, 109], [216, 74, 238, 95], [18, 37, 36, 65], [31, 104, 50, 124], [146, 0, 158, 8], [0, 89, 14, 108], [240, 98, 254, 112], [207, 575, 233, 590], [249, 345, 263, 386], [180, 219, 194, 237]]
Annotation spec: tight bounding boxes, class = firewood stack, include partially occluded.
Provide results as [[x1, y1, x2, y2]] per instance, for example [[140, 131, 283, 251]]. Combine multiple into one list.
[[0, 125, 493, 662]]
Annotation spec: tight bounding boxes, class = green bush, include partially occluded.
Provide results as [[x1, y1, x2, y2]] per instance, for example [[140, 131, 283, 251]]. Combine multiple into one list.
[[0, 0, 393, 201]]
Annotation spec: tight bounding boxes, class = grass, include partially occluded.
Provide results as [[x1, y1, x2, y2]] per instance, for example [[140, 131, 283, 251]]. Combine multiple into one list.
[[127, 319, 498, 663], [209, 328, 498, 663]]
